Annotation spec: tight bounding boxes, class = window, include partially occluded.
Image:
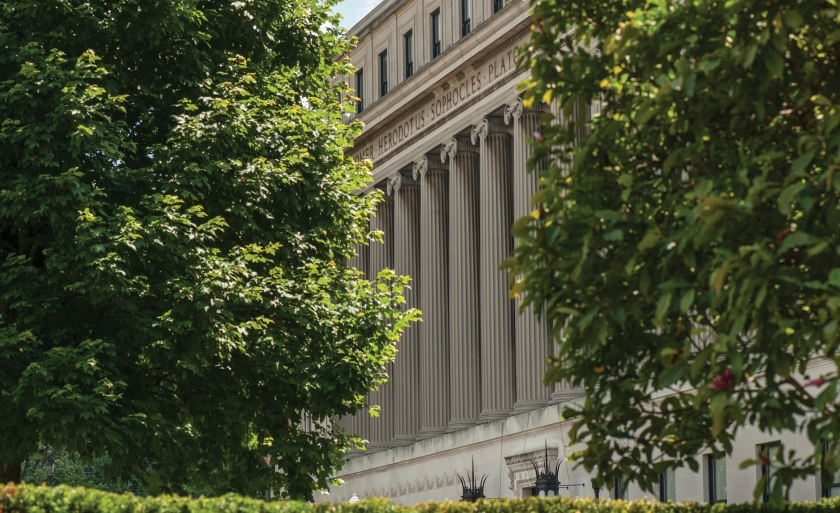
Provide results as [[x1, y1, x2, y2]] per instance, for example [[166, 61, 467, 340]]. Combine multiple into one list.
[[822, 441, 840, 498], [355, 69, 364, 113], [761, 443, 782, 503], [707, 455, 727, 503], [379, 51, 388, 97], [431, 10, 441, 59], [659, 468, 676, 502], [461, 0, 471, 36], [613, 476, 629, 500], [404, 31, 414, 78], [493, 0, 503, 13]]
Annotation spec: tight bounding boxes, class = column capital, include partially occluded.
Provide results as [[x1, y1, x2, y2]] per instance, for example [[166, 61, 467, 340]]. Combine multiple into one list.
[[412, 154, 447, 180], [505, 97, 549, 125], [440, 136, 479, 163], [471, 116, 507, 144], [504, 97, 524, 125], [387, 172, 418, 195]]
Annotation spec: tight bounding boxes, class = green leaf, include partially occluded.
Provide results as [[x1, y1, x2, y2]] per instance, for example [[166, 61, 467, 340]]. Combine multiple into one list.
[[764, 49, 784, 76], [658, 361, 688, 388]]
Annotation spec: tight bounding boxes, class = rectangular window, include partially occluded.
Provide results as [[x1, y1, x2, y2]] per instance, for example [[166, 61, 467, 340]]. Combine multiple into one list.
[[431, 10, 441, 59], [761, 443, 782, 503], [659, 468, 676, 502], [493, 0, 503, 13], [355, 69, 364, 113], [613, 476, 629, 500], [461, 0, 471, 36], [379, 51, 388, 97], [404, 31, 413, 78], [823, 441, 840, 498], [707, 455, 727, 503]]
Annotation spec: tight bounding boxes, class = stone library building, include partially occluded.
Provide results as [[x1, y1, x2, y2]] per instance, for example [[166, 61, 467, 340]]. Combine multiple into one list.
[[320, 0, 840, 505]]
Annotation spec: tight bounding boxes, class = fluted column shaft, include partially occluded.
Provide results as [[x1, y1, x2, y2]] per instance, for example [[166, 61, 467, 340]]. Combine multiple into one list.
[[367, 192, 394, 452], [472, 117, 515, 421], [441, 137, 481, 431], [415, 155, 450, 439], [505, 99, 552, 411], [389, 173, 421, 446]]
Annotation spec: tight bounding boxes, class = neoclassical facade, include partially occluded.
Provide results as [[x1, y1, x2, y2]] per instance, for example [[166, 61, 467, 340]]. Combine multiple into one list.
[[320, 0, 837, 505]]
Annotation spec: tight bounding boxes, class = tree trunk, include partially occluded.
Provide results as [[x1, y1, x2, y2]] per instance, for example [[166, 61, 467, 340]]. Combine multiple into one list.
[[0, 462, 22, 484]]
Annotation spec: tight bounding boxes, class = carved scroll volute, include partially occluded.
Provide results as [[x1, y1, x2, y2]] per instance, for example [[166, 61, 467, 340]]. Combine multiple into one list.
[[440, 136, 479, 163], [387, 171, 418, 195], [412, 154, 447, 180], [471, 116, 507, 144], [504, 96, 524, 125]]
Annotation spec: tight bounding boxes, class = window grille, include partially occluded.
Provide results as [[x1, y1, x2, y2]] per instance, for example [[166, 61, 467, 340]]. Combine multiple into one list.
[[379, 51, 388, 97], [355, 69, 364, 113], [405, 31, 413, 78], [431, 10, 441, 58], [461, 0, 471, 36]]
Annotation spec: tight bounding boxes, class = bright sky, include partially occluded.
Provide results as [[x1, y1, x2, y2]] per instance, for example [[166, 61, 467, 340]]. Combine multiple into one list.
[[333, 0, 380, 30]]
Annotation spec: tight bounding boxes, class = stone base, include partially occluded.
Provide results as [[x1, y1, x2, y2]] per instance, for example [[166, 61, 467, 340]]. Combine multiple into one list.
[[416, 426, 448, 440], [479, 408, 512, 422], [446, 418, 479, 432], [549, 388, 585, 404], [366, 442, 391, 453], [390, 434, 417, 447], [513, 399, 549, 412]]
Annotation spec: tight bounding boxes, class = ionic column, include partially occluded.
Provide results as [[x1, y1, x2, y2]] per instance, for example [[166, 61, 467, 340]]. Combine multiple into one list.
[[367, 187, 394, 452], [414, 154, 450, 439], [441, 137, 481, 431], [388, 172, 422, 446], [505, 97, 551, 411], [472, 117, 515, 422]]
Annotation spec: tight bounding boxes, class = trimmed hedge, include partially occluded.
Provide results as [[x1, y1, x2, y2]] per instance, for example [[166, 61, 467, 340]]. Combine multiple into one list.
[[2, 484, 840, 513]]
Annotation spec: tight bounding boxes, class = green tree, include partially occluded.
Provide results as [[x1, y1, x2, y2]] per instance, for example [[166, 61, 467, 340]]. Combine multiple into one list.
[[21, 449, 148, 496], [0, 0, 416, 500], [510, 0, 840, 503]]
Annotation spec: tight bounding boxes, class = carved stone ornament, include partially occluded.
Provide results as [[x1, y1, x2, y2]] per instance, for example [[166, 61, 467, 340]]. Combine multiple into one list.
[[504, 446, 560, 498], [387, 172, 418, 195], [504, 96, 524, 125], [471, 116, 507, 144], [412, 154, 447, 180], [440, 136, 479, 163]]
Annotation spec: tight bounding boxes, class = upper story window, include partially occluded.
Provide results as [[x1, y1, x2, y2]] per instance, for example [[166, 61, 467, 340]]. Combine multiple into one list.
[[431, 10, 441, 59], [461, 0, 471, 36], [379, 50, 388, 97], [404, 31, 414, 78], [355, 69, 364, 113], [707, 455, 727, 504], [493, 0, 512, 13]]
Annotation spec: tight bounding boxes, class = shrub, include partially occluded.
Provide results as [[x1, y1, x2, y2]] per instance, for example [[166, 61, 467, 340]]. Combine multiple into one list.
[[2, 484, 840, 513]]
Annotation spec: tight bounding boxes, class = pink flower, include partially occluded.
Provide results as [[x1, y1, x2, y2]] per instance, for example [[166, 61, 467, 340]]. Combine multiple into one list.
[[709, 369, 734, 390], [758, 454, 771, 467], [533, 131, 545, 142], [804, 377, 827, 387]]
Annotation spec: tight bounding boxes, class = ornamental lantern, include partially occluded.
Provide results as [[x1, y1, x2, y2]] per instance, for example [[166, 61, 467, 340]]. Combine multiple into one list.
[[531, 441, 563, 497], [458, 457, 488, 502]]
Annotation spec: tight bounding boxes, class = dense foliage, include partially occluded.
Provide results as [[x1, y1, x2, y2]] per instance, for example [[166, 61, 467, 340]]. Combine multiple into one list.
[[21, 450, 148, 496], [0, 0, 416, 500], [3, 484, 840, 513], [510, 0, 840, 504]]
